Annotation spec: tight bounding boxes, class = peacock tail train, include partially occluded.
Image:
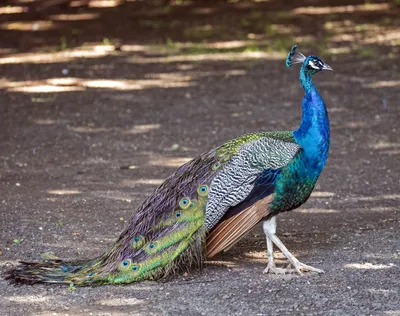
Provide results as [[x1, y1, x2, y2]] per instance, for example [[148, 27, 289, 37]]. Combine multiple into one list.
[[5, 131, 289, 286]]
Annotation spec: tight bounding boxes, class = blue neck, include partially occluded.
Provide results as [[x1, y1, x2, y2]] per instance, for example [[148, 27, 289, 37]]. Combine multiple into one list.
[[299, 64, 315, 92], [294, 67, 330, 169]]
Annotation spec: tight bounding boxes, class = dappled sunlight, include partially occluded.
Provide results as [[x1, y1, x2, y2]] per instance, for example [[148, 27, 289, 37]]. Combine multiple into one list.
[[243, 250, 287, 262], [2, 75, 195, 94], [365, 253, 400, 261], [344, 262, 396, 270], [128, 51, 283, 64], [205, 259, 239, 268], [310, 191, 335, 198], [0, 5, 28, 14], [343, 121, 369, 128], [84, 79, 131, 89], [6, 295, 49, 303], [82, 76, 192, 90], [89, 0, 122, 8], [148, 157, 192, 168], [46, 78, 80, 86], [0, 48, 112, 64], [49, 12, 101, 21], [120, 44, 147, 52], [325, 20, 375, 34], [207, 40, 264, 49], [295, 208, 339, 214], [347, 194, 400, 202], [122, 124, 161, 134], [34, 311, 140, 316], [99, 298, 146, 307], [329, 107, 347, 113], [11, 84, 84, 93], [84, 78, 193, 90], [120, 179, 165, 187], [148, 69, 246, 80], [47, 189, 81, 195], [122, 38, 293, 54], [243, 250, 266, 260], [190, 6, 217, 15], [362, 29, 400, 45], [379, 150, 400, 155], [0, 20, 58, 32], [368, 289, 397, 295], [365, 80, 400, 89], [292, 3, 389, 15], [369, 141, 400, 150], [328, 46, 352, 55], [0, 259, 20, 267], [67, 123, 161, 134], [369, 206, 398, 212], [82, 157, 110, 165], [91, 190, 133, 202], [324, 19, 399, 47], [33, 118, 68, 125], [68, 126, 111, 133]]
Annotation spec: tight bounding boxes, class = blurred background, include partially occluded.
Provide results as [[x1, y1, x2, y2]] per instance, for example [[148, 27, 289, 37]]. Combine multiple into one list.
[[0, 1, 399, 315]]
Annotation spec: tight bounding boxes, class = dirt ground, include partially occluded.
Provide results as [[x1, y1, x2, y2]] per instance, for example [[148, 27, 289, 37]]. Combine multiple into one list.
[[0, 0, 399, 315]]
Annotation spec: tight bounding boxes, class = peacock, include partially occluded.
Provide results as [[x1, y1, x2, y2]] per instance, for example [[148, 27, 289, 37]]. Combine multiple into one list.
[[4, 45, 332, 286]]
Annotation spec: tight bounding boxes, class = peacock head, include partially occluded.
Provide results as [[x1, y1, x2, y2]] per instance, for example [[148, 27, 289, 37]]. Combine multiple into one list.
[[286, 45, 332, 75]]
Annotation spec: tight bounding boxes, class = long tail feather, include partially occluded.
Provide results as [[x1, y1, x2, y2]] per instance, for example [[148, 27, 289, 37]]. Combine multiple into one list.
[[4, 152, 218, 286], [4, 258, 102, 285]]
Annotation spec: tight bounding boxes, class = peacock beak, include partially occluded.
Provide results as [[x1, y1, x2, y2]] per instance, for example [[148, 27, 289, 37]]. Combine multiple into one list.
[[322, 63, 333, 71]]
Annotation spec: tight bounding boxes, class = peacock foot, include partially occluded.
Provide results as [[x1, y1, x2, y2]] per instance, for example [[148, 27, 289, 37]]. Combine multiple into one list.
[[263, 263, 295, 274], [263, 218, 324, 276], [288, 260, 324, 275]]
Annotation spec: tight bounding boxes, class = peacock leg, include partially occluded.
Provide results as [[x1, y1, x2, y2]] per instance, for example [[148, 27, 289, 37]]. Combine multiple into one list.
[[262, 217, 324, 274], [262, 217, 292, 274]]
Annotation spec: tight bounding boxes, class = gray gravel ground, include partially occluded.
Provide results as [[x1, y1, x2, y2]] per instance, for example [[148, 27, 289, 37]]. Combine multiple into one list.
[[1, 1, 399, 315]]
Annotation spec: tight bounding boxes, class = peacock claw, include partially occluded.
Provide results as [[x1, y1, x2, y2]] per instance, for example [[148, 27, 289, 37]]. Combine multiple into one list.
[[263, 263, 294, 274], [263, 262, 323, 275], [290, 261, 324, 275]]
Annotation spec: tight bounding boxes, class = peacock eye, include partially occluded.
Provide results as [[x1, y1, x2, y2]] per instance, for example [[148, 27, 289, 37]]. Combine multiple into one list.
[[134, 237, 140, 242], [197, 184, 209, 196], [176, 211, 181, 217], [213, 162, 221, 170], [118, 259, 132, 271], [179, 198, 191, 209], [132, 265, 138, 271]]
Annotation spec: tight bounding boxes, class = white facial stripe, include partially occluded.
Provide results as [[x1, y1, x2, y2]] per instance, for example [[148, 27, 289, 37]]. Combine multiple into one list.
[[308, 60, 320, 70]]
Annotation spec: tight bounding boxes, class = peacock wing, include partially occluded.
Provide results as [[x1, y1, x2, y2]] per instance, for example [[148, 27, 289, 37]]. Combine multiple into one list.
[[206, 136, 301, 257]]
